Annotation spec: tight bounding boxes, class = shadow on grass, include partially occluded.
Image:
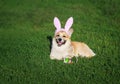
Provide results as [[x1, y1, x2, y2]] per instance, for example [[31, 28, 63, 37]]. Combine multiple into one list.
[[47, 36, 52, 51]]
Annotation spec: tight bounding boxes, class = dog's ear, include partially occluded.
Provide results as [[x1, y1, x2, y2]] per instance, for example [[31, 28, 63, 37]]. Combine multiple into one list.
[[64, 17, 73, 31], [54, 17, 61, 30], [69, 28, 74, 37]]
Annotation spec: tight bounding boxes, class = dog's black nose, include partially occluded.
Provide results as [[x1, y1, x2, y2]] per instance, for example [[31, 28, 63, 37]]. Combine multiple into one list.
[[58, 38, 62, 41]]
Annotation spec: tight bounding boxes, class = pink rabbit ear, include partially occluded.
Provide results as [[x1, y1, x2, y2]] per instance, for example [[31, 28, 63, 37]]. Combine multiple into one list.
[[64, 17, 73, 31], [54, 17, 61, 30]]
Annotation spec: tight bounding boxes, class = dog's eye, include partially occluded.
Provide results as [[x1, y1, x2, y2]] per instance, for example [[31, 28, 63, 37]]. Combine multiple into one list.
[[56, 35, 59, 37], [63, 35, 66, 37]]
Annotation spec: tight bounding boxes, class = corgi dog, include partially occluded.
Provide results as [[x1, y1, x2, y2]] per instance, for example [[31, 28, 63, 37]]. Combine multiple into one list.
[[50, 17, 95, 63]]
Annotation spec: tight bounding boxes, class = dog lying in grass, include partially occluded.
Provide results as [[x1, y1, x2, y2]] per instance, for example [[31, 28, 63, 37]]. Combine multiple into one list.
[[50, 17, 95, 63]]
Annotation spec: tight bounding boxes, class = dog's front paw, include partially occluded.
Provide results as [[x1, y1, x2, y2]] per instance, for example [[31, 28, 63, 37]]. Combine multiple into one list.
[[50, 56, 55, 60], [68, 59, 73, 64]]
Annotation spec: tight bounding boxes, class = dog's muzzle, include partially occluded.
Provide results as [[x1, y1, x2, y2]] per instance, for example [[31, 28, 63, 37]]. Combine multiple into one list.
[[56, 38, 66, 46]]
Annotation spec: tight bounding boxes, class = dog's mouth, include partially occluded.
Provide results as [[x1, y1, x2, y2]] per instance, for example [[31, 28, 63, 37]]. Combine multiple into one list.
[[56, 39, 66, 46]]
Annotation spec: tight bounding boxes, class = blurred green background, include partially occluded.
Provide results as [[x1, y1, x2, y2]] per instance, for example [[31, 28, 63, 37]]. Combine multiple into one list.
[[0, 0, 120, 84]]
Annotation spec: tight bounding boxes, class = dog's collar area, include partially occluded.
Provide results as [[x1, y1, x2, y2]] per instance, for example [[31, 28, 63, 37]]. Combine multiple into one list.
[[56, 39, 66, 47]]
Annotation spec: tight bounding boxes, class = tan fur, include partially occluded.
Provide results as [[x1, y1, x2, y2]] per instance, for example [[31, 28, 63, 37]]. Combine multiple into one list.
[[71, 42, 95, 57], [50, 31, 95, 60]]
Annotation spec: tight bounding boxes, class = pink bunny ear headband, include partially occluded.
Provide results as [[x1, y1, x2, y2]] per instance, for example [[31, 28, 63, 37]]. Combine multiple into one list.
[[53, 17, 73, 36]]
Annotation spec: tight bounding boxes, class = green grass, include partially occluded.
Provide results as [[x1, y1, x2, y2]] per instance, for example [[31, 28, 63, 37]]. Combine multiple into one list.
[[0, 0, 120, 84]]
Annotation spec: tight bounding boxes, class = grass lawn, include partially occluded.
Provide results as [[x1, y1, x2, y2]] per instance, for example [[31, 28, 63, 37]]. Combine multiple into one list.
[[0, 0, 120, 84]]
